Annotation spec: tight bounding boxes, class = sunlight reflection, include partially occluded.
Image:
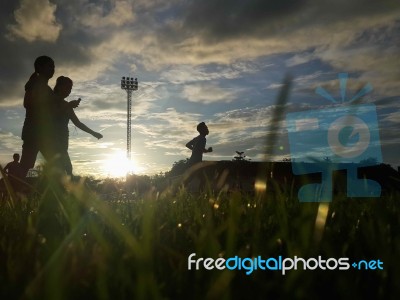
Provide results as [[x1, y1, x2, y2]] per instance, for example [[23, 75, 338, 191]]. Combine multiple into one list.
[[314, 203, 330, 243], [254, 180, 267, 193]]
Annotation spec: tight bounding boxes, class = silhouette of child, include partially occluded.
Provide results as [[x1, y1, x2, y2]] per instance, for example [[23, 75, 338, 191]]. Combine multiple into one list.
[[20, 56, 80, 177], [53, 76, 103, 176], [186, 122, 212, 165]]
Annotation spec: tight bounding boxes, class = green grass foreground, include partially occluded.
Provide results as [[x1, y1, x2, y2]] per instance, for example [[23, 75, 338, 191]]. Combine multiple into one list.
[[1, 173, 399, 300]]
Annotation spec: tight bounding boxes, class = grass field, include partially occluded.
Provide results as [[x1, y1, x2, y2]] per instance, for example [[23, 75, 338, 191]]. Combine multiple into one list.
[[1, 169, 399, 300]]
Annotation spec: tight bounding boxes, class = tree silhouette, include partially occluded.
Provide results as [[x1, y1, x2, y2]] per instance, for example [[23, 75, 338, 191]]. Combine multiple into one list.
[[233, 151, 250, 162], [167, 159, 190, 176]]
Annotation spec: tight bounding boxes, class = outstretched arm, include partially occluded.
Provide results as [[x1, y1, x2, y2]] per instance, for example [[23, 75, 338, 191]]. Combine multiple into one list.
[[69, 110, 103, 139]]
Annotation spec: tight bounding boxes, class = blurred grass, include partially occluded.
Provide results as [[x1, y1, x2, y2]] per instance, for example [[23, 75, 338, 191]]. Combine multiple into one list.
[[0, 172, 399, 300]]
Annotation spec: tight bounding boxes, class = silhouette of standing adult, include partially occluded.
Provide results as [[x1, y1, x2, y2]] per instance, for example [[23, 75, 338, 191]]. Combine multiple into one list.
[[53, 76, 103, 176], [20, 56, 80, 177]]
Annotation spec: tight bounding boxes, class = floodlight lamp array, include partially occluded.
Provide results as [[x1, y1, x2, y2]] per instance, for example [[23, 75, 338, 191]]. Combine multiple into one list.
[[121, 76, 138, 90]]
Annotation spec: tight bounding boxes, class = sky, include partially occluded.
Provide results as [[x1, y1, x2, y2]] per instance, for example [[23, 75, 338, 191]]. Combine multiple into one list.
[[0, 0, 399, 178]]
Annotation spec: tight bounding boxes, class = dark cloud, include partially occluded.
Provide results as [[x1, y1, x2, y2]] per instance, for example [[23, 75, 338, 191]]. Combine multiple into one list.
[[184, 0, 306, 40], [182, 0, 400, 41], [0, 0, 113, 106], [0, 36, 94, 106], [0, 1, 20, 34]]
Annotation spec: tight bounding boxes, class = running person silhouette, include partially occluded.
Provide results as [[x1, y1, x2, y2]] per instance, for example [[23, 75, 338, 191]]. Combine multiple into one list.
[[186, 122, 213, 166]]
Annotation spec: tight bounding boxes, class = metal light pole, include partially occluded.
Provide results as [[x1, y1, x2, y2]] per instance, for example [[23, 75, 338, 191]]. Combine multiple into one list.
[[121, 76, 138, 161]]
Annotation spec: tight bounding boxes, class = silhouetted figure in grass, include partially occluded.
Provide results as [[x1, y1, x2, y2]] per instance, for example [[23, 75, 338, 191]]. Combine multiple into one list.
[[20, 56, 80, 177], [186, 122, 213, 166], [3, 153, 22, 188], [184, 122, 213, 191], [53, 76, 103, 176]]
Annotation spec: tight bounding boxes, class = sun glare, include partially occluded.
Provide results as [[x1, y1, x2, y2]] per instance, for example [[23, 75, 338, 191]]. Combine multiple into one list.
[[102, 151, 137, 178]]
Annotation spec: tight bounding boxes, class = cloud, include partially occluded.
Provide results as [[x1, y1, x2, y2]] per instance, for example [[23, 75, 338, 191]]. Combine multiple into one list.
[[381, 110, 400, 125], [184, 0, 306, 41], [103, 1, 399, 76], [135, 107, 202, 152], [141, 107, 201, 134], [79, 0, 135, 28], [2, 0, 398, 109], [61, 79, 161, 122], [286, 53, 316, 67], [0, 95, 22, 108], [0, 130, 21, 165], [205, 106, 291, 160], [183, 82, 240, 104], [7, 0, 62, 42], [161, 62, 266, 84], [317, 47, 400, 97], [182, 0, 398, 42]]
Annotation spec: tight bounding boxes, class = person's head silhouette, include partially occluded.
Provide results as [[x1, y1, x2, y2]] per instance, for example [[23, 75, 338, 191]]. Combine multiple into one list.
[[13, 153, 20, 162], [197, 122, 209, 136], [34, 56, 55, 79], [54, 76, 73, 99]]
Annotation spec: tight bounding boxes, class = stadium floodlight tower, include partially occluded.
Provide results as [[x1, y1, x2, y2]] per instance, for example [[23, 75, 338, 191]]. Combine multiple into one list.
[[121, 76, 138, 161]]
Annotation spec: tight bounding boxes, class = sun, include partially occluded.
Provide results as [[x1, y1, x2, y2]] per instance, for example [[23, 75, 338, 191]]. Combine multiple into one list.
[[102, 151, 137, 178]]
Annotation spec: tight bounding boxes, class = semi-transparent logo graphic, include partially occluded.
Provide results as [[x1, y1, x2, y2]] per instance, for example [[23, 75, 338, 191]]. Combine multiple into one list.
[[286, 73, 382, 202]]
